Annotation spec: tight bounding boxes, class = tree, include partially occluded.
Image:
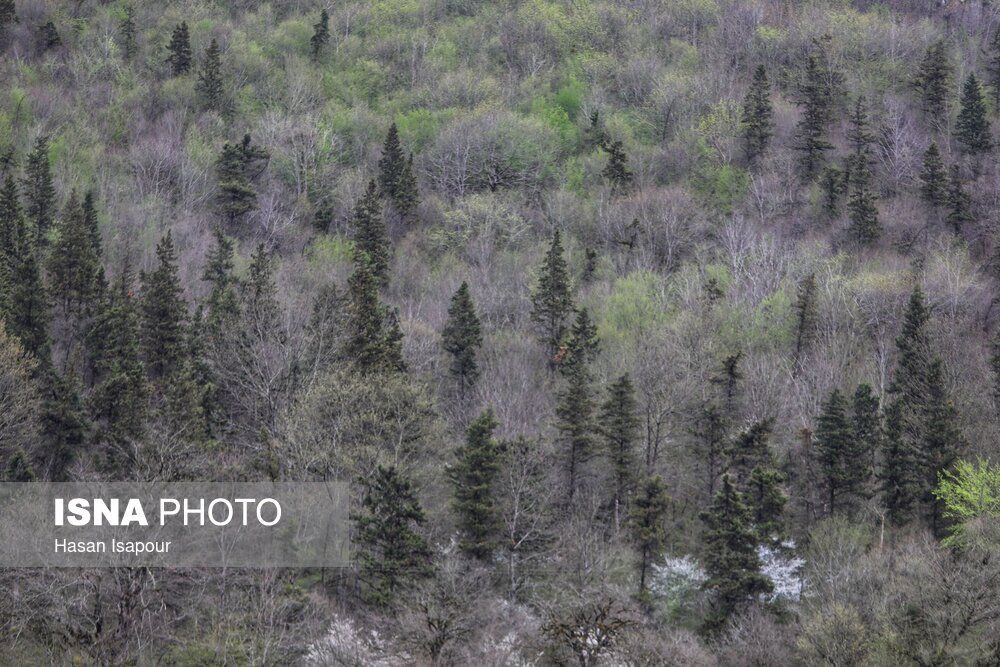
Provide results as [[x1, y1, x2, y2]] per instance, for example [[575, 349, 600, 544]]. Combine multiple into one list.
[[166, 22, 192, 75], [954, 74, 993, 157], [215, 134, 269, 226], [602, 139, 633, 192], [353, 179, 391, 285], [202, 228, 239, 329], [915, 41, 951, 121], [726, 419, 772, 491], [5, 211, 50, 364], [691, 403, 727, 497], [448, 409, 503, 561], [353, 465, 433, 607], [140, 232, 187, 381], [747, 464, 786, 548], [22, 135, 56, 244], [378, 124, 405, 200], [530, 231, 572, 366], [310, 9, 329, 61], [629, 474, 670, 600], [343, 257, 405, 374], [562, 307, 599, 368], [932, 458, 1000, 549], [846, 99, 880, 245], [38, 21, 60, 52], [918, 142, 947, 209], [118, 6, 137, 61], [945, 165, 972, 235], [599, 374, 639, 530], [711, 351, 743, 416], [47, 193, 102, 317], [0, 0, 15, 38], [793, 273, 818, 366], [441, 282, 482, 394], [555, 318, 597, 504], [740, 65, 773, 164], [852, 383, 880, 487], [815, 389, 867, 514], [881, 400, 919, 526], [38, 369, 86, 480], [921, 358, 963, 537], [196, 38, 224, 112], [991, 331, 1000, 412], [794, 56, 833, 181], [395, 153, 419, 221], [819, 165, 846, 217], [82, 190, 102, 258], [700, 474, 771, 634], [988, 29, 1000, 110]]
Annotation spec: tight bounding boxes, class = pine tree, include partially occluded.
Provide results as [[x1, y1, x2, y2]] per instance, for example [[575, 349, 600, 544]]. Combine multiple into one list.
[[945, 164, 973, 235], [38, 369, 86, 480], [851, 383, 880, 488], [47, 193, 101, 316], [441, 281, 482, 393], [118, 6, 137, 61], [38, 21, 60, 51], [741, 65, 773, 164], [629, 474, 670, 600], [394, 153, 419, 221], [216, 134, 269, 226], [846, 100, 880, 245], [794, 56, 833, 181], [602, 140, 633, 192], [954, 74, 993, 157], [793, 273, 818, 366], [915, 41, 951, 121], [140, 232, 187, 381], [378, 124, 405, 201], [815, 389, 867, 514], [599, 374, 639, 529], [166, 22, 192, 75], [343, 257, 405, 374], [196, 38, 224, 112], [918, 142, 947, 209], [202, 228, 239, 329], [22, 135, 56, 244], [555, 322, 597, 503], [310, 9, 329, 61], [700, 474, 771, 634], [241, 243, 279, 331], [921, 358, 963, 537], [747, 464, 786, 548], [449, 409, 503, 561], [352, 179, 390, 285], [353, 465, 432, 607], [530, 231, 572, 366]]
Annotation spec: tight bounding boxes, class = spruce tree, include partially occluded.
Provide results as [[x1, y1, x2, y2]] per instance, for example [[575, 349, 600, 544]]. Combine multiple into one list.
[[916, 41, 951, 121], [794, 55, 833, 181], [629, 474, 670, 600], [530, 231, 572, 366], [196, 38, 224, 112], [353, 465, 432, 607], [563, 307, 599, 368], [140, 231, 187, 381], [599, 374, 639, 530], [691, 403, 727, 497], [39, 370, 86, 480], [792, 273, 818, 366], [852, 383, 880, 488], [166, 22, 192, 75], [449, 409, 504, 561], [22, 135, 56, 244], [441, 281, 482, 393], [82, 190, 102, 257], [343, 257, 405, 374], [5, 212, 50, 364], [918, 142, 947, 209], [954, 74, 993, 157], [202, 228, 239, 329], [726, 419, 772, 491], [310, 9, 329, 61], [818, 164, 846, 217], [118, 6, 137, 61], [945, 164, 972, 235], [711, 351, 743, 416], [352, 179, 390, 285], [602, 139, 633, 192], [988, 29, 1000, 109], [921, 358, 963, 537], [880, 400, 918, 526], [815, 389, 867, 514], [741, 65, 773, 164], [394, 153, 419, 221], [846, 99, 880, 245], [747, 464, 786, 548], [991, 330, 1000, 412], [47, 193, 101, 316], [555, 319, 597, 503], [847, 95, 874, 156], [216, 134, 269, 226], [700, 474, 771, 634], [378, 124, 405, 200]]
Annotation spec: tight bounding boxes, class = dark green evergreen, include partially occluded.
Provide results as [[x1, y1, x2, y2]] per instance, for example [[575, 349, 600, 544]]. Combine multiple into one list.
[[196, 38, 224, 112], [954, 74, 993, 156], [352, 179, 390, 285], [5, 210, 50, 363], [692, 403, 727, 496], [448, 409, 504, 561], [726, 419, 772, 491], [47, 193, 102, 316], [846, 101, 880, 245], [39, 370, 86, 481], [394, 153, 419, 221], [794, 55, 833, 181], [602, 139, 633, 192], [343, 257, 405, 374], [140, 232, 187, 381], [915, 41, 951, 121], [852, 383, 880, 487], [815, 388, 867, 514], [599, 374, 639, 529], [22, 136, 56, 244], [921, 358, 963, 537], [741, 65, 773, 164], [629, 474, 671, 600], [819, 164, 846, 217], [563, 307, 599, 368], [530, 231, 573, 366], [118, 6, 137, 61], [441, 281, 482, 393], [378, 124, 405, 200], [918, 142, 947, 209], [82, 190, 102, 257], [880, 400, 918, 526], [711, 352, 743, 415], [793, 273, 818, 366], [310, 9, 329, 61], [215, 134, 269, 226], [202, 228, 239, 329], [166, 22, 192, 75], [555, 315, 597, 503], [38, 21, 60, 51], [747, 464, 786, 548], [988, 29, 1000, 109], [353, 465, 432, 607], [945, 164, 972, 234]]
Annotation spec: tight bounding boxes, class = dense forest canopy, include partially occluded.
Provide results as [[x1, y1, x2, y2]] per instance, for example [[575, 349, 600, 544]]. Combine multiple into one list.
[[0, 0, 999, 663]]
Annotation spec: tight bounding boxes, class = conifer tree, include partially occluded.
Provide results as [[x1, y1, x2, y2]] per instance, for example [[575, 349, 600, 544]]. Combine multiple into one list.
[[629, 474, 670, 600], [166, 22, 192, 75], [82, 190, 102, 257], [945, 164, 973, 235], [852, 383, 880, 486], [38, 21, 60, 51], [394, 153, 419, 221], [343, 257, 405, 374], [5, 212, 50, 364], [916, 41, 951, 121], [39, 369, 86, 480], [48, 193, 101, 317], [140, 232, 187, 381], [449, 409, 503, 561], [441, 281, 482, 393], [216, 134, 269, 226], [726, 419, 772, 491], [118, 6, 137, 61], [815, 388, 868, 514], [988, 29, 1000, 109], [747, 464, 786, 548], [602, 139, 633, 192], [700, 474, 771, 633], [846, 100, 880, 245], [555, 319, 597, 503], [353, 465, 432, 607], [378, 124, 405, 200], [954, 74, 993, 157], [196, 38, 224, 112], [692, 403, 727, 497], [0, 172, 20, 312], [794, 56, 833, 181], [711, 352, 743, 416], [847, 95, 874, 156], [991, 330, 1000, 412], [202, 228, 239, 329], [310, 9, 329, 61], [880, 400, 918, 526], [921, 358, 963, 536], [793, 273, 818, 366], [918, 142, 947, 209], [530, 231, 572, 366], [22, 135, 56, 244], [352, 179, 390, 285], [241, 243, 279, 333], [741, 65, 773, 164], [818, 165, 846, 217], [563, 307, 599, 368], [0, 0, 15, 38], [600, 374, 639, 530]]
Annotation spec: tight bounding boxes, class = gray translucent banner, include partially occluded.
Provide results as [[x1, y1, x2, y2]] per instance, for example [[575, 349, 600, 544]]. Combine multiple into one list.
[[0, 482, 350, 567]]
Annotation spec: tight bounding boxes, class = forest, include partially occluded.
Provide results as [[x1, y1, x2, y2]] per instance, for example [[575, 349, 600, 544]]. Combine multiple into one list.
[[0, 0, 999, 664]]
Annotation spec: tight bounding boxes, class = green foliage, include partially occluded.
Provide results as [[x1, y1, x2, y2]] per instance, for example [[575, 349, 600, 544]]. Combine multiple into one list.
[[554, 76, 586, 121], [140, 231, 187, 381], [352, 179, 391, 284], [691, 162, 748, 216], [629, 474, 671, 599], [815, 388, 868, 514], [22, 135, 56, 244], [794, 55, 834, 182], [933, 459, 1000, 549], [954, 74, 993, 156], [945, 164, 973, 234], [441, 281, 482, 393], [600, 374, 639, 527], [166, 22, 192, 75], [343, 256, 405, 374], [530, 231, 573, 365], [918, 142, 947, 209], [215, 134, 269, 226], [448, 409, 503, 560], [310, 9, 329, 61], [741, 65, 773, 164], [195, 38, 224, 112], [916, 41, 951, 121]]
